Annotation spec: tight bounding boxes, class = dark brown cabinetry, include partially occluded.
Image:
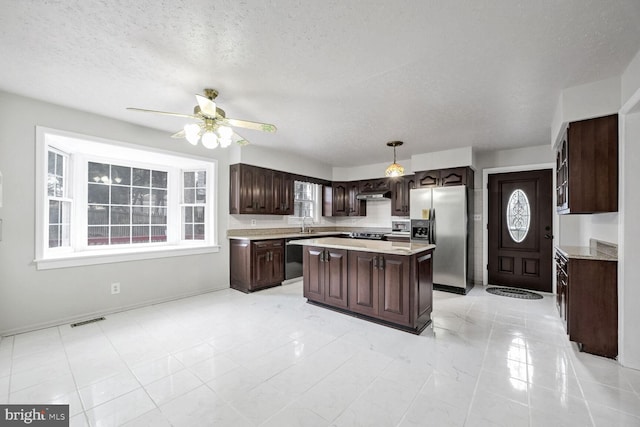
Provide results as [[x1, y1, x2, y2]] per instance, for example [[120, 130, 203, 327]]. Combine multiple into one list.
[[302, 246, 348, 308], [359, 178, 390, 193], [556, 114, 618, 214], [229, 164, 294, 215], [557, 249, 618, 358], [230, 239, 284, 292], [331, 181, 366, 216], [390, 175, 414, 216], [415, 167, 473, 188]]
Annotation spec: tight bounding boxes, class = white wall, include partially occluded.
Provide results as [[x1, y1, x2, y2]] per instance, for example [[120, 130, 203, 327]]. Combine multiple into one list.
[[0, 91, 231, 335], [234, 144, 333, 181], [332, 160, 412, 182], [411, 147, 473, 172]]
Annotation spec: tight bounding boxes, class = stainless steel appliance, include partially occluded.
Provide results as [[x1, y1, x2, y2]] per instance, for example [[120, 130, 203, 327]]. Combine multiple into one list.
[[350, 231, 387, 240], [410, 186, 473, 294]]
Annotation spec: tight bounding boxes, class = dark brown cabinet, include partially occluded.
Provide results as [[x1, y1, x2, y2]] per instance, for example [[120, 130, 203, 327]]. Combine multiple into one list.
[[303, 246, 348, 308], [557, 248, 618, 359], [331, 181, 366, 216], [229, 164, 294, 215], [348, 251, 411, 327], [359, 178, 390, 193], [390, 175, 414, 216], [415, 167, 472, 188], [230, 239, 284, 292], [556, 114, 618, 214]]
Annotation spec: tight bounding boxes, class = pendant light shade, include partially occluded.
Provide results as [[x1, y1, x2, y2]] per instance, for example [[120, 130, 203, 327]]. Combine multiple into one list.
[[385, 141, 405, 177]]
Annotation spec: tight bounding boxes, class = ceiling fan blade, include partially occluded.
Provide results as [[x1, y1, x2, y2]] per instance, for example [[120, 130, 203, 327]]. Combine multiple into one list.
[[171, 129, 185, 138], [126, 107, 197, 119], [232, 131, 250, 146], [221, 118, 277, 133], [195, 94, 217, 117]]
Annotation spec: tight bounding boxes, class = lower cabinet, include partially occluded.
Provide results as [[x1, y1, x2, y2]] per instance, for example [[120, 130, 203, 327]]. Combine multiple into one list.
[[230, 239, 284, 293], [303, 246, 348, 308], [302, 246, 434, 333], [566, 257, 618, 358]]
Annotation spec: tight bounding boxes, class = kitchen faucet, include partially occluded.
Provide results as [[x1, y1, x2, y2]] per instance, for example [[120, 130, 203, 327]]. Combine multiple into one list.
[[301, 215, 310, 233]]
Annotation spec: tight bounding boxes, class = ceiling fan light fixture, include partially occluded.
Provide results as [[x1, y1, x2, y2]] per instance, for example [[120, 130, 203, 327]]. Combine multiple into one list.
[[385, 141, 405, 177], [219, 138, 232, 148], [217, 125, 233, 139], [201, 131, 219, 149]]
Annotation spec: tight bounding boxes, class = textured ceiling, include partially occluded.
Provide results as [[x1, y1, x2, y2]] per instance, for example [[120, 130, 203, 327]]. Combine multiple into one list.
[[1, 0, 639, 166]]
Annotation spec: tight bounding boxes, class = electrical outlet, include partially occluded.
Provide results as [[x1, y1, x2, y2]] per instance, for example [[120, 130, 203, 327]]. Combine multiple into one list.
[[111, 282, 120, 295], [251, 219, 257, 226]]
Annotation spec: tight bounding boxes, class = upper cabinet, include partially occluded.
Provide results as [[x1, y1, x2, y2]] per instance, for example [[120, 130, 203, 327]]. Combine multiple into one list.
[[229, 164, 294, 215], [415, 167, 473, 188], [359, 178, 390, 193], [390, 175, 414, 216], [556, 114, 618, 214], [332, 181, 366, 216]]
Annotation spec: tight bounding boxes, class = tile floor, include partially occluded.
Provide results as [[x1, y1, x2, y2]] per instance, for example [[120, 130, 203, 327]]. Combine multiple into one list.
[[1, 281, 639, 426]]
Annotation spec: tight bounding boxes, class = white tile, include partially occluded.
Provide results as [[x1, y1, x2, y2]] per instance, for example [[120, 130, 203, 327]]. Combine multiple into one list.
[[187, 354, 239, 383], [528, 383, 593, 426], [580, 379, 640, 418], [159, 385, 252, 427], [419, 371, 477, 411], [0, 375, 9, 401], [144, 369, 203, 406], [475, 369, 529, 405], [78, 370, 141, 409], [399, 394, 467, 427], [589, 401, 640, 427], [228, 382, 291, 425], [261, 405, 329, 427], [69, 413, 90, 427], [130, 355, 185, 385], [85, 388, 156, 427], [121, 409, 172, 427], [466, 391, 530, 427], [172, 342, 216, 367]]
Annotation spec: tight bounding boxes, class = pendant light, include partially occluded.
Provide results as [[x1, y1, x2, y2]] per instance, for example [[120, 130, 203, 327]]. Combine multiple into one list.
[[385, 141, 405, 177]]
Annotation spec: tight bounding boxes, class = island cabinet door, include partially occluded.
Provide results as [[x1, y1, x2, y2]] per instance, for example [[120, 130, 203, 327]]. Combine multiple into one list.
[[324, 249, 349, 308], [348, 251, 379, 317], [303, 246, 325, 303], [378, 254, 411, 326]]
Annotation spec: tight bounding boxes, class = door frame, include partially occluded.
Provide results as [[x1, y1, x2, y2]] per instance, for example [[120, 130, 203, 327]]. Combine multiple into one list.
[[482, 163, 557, 292]]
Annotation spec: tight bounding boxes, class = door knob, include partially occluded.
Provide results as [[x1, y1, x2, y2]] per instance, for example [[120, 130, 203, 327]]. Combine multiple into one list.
[[544, 234, 553, 240]]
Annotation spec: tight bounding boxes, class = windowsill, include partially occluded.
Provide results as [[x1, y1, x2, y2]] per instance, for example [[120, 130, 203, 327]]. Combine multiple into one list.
[[35, 244, 221, 270]]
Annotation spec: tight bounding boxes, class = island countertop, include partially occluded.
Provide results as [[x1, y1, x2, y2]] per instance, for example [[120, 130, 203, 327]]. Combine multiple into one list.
[[288, 236, 435, 256]]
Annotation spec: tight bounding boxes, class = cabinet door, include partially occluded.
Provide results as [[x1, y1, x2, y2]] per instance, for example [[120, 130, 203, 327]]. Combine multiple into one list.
[[324, 249, 348, 308], [332, 182, 349, 216], [303, 246, 325, 302], [390, 178, 406, 216], [272, 171, 294, 215], [348, 182, 366, 216], [348, 251, 379, 317], [238, 165, 270, 214], [229, 164, 240, 214], [270, 241, 285, 283], [252, 242, 272, 287], [378, 255, 411, 326], [440, 167, 467, 187], [415, 251, 433, 325], [415, 170, 440, 188], [253, 167, 271, 214], [360, 178, 390, 192]]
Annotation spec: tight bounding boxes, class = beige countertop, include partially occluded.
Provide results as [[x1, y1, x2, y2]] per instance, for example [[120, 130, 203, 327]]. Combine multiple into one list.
[[288, 236, 436, 256], [556, 239, 617, 262], [228, 231, 348, 240]]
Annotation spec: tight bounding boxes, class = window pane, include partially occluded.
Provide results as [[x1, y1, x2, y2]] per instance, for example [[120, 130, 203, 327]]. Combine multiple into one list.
[[89, 162, 110, 183], [88, 184, 109, 204], [132, 226, 150, 243], [132, 168, 150, 187], [183, 207, 193, 222], [49, 200, 60, 223], [183, 224, 193, 240], [184, 171, 195, 188], [196, 188, 206, 203], [56, 154, 64, 175], [61, 224, 70, 247], [88, 205, 109, 225], [194, 224, 205, 240], [195, 171, 206, 187], [151, 208, 167, 224], [151, 226, 167, 242], [49, 225, 59, 248], [183, 189, 195, 204], [110, 226, 130, 245], [152, 171, 167, 189], [152, 189, 167, 206], [194, 206, 205, 223], [111, 165, 131, 185], [132, 207, 149, 224], [506, 189, 531, 243], [48, 151, 56, 175], [111, 186, 130, 205], [88, 226, 109, 245], [132, 188, 150, 205], [110, 206, 130, 225]]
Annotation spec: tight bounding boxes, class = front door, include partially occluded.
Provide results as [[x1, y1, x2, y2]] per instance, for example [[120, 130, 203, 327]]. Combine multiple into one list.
[[488, 170, 553, 292]]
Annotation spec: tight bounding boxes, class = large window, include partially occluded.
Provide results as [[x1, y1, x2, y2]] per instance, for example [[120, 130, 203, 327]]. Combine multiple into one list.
[[292, 180, 321, 223], [36, 127, 218, 269]]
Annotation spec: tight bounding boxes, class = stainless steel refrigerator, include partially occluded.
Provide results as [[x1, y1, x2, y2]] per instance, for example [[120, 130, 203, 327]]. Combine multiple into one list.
[[410, 186, 473, 294]]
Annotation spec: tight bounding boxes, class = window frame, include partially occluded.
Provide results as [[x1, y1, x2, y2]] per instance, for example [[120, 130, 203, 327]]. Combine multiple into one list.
[[35, 126, 219, 270], [289, 180, 322, 225]]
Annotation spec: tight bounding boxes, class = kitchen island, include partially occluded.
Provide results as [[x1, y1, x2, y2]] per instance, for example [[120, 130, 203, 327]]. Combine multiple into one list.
[[288, 237, 436, 334]]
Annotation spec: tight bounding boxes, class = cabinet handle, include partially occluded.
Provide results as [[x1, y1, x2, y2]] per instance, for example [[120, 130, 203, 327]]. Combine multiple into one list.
[[373, 256, 378, 269], [379, 256, 385, 270]]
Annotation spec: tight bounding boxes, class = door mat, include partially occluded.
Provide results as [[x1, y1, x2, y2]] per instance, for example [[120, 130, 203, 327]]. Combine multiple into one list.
[[486, 287, 543, 300]]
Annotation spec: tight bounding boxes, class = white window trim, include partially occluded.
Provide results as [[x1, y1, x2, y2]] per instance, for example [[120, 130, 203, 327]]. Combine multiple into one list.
[[35, 126, 220, 270], [288, 181, 322, 225]]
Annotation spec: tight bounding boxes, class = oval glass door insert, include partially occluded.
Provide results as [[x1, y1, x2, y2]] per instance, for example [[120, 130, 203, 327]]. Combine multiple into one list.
[[506, 189, 530, 243]]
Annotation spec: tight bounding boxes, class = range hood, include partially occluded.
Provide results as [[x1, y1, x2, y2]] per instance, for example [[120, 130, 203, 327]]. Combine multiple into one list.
[[356, 190, 391, 200]]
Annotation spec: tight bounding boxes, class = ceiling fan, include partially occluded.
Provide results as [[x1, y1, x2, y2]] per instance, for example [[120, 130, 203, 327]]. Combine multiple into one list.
[[127, 88, 277, 149]]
